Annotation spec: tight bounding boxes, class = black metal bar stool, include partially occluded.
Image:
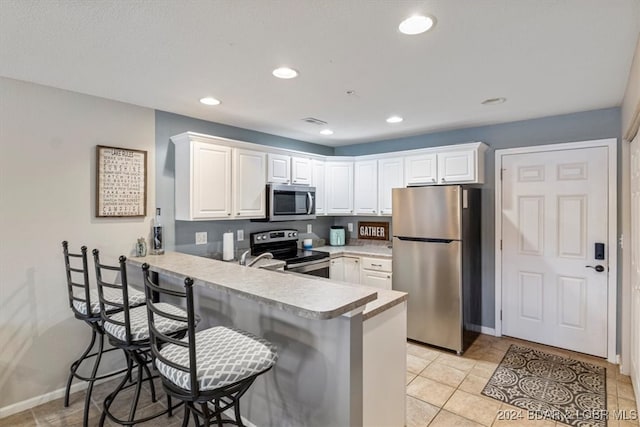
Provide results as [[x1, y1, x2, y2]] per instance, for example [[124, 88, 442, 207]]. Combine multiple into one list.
[[142, 263, 278, 426], [93, 250, 188, 426], [62, 241, 145, 427]]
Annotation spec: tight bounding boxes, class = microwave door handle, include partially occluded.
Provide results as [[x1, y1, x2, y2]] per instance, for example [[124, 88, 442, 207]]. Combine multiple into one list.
[[307, 192, 313, 215]]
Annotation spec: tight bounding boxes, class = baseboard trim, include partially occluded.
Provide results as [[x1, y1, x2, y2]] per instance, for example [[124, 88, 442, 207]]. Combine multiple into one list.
[[466, 323, 496, 336], [0, 371, 125, 419]]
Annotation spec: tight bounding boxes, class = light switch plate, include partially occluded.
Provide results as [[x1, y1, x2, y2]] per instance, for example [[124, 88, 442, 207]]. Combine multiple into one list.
[[237, 229, 244, 241], [307, 224, 312, 233], [195, 232, 207, 245], [347, 223, 353, 232]]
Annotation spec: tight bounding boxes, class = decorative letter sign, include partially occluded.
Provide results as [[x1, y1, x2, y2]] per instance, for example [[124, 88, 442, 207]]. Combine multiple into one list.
[[96, 145, 147, 217], [357, 221, 390, 241]]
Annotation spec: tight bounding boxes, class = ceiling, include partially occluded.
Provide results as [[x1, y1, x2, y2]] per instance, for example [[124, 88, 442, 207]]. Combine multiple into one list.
[[1, 1, 639, 147]]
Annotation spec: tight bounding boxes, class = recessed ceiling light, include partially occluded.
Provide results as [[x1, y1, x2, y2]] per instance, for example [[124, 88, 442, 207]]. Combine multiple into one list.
[[399, 15, 436, 35], [481, 97, 507, 106], [386, 115, 404, 124], [272, 67, 299, 79], [320, 129, 334, 135], [200, 97, 221, 106]]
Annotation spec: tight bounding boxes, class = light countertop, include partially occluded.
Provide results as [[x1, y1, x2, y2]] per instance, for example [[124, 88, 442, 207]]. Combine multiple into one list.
[[314, 244, 393, 258], [128, 251, 377, 320]]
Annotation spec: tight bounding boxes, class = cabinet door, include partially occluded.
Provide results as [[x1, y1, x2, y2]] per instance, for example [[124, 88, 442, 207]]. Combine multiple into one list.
[[291, 156, 312, 185], [325, 162, 354, 215], [405, 153, 437, 186], [378, 157, 404, 215], [438, 150, 476, 183], [267, 153, 291, 184], [361, 270, 392, 290], [233, 149, 266, 218], [329, 257, 344, 281], [343, 257, 361, 284], [192, 142, 232, 219], [311, 159, 326, 215], [354, 160, 378, 215]]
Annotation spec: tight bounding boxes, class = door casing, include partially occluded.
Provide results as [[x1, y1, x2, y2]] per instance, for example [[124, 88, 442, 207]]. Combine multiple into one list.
[[494, 138, 618, 363]]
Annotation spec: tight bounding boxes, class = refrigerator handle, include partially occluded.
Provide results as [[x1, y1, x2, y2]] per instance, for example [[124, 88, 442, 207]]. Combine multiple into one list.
[[396, 236, 455, 244]]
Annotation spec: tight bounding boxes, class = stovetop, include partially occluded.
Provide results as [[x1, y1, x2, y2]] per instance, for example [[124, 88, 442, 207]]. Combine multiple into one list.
[[250, 229, 329, 266]]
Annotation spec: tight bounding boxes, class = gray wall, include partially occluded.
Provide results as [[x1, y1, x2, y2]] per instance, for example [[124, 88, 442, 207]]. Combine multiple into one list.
[[155, 110, 335, 255], [336, 107, 622, 332], [156, 107, 623, 337]]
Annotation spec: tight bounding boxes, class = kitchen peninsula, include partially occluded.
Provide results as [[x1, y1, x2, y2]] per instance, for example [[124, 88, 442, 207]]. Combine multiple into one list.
[[127, 251, 407, 427]]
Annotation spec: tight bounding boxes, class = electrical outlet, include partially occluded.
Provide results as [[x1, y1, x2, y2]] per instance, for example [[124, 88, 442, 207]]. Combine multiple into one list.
[[347, 223, 353, 232], [237, 229, 244, 241], [195, 232, 207, 245], [307, 224, 312, 233]]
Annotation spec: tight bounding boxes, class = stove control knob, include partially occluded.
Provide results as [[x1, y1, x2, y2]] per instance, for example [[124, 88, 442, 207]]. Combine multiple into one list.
[[292, 232, 297, 237], [256, 236, 261, 241], [262, 234, 267, 240]]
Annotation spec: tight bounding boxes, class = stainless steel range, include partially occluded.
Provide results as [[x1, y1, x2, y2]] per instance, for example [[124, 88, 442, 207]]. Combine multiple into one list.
[[250, 229, 330, 277]]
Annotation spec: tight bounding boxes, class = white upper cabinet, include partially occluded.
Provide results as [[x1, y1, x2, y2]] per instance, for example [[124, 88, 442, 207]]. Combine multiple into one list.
[[232, 149, 266, 218], [405, 153, 438, 185], [311, 159, 326, 215], [325, 161, 354, 215], [437, 149, 475, 183], [378, 157, 404, 215], [175, 141, 232, 220], [405, 144, 486, 185], [267, 153, 291, 184], [354, 160, 378, 215], [291, 156, 312, 185]]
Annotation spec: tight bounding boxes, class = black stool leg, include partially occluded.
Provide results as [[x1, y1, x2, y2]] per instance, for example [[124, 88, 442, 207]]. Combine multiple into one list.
[[99, 353, 134, 427], [64, 325, 98, 407], [82, 328, 105, 427], [201, 402, 213, 427], [127, 353, 146, 422], [180, 403, 190, 427]]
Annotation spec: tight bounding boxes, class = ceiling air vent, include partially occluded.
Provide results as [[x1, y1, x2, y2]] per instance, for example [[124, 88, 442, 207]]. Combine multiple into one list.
[[301, 117, 328, 126]]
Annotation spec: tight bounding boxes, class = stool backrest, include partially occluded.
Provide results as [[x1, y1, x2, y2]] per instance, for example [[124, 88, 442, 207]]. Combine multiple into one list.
[[142, 264, 199, 398], [92, 250, 135, 344], [62, 241, 94, 320]]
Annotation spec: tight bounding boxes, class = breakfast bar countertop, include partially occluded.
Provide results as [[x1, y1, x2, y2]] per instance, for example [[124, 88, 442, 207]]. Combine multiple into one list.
[[128, 251, 377, 320]]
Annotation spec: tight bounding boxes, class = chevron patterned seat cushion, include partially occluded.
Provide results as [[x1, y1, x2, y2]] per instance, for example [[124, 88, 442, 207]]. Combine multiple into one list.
[[103, 303, 188, 342], [156, 326, 278, 392], [72, 286, 146, 315]]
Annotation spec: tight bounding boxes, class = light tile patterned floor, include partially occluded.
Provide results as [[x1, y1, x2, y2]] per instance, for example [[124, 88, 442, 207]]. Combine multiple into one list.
[[1, 334, 638, 426], [406, 334, 639, 427]]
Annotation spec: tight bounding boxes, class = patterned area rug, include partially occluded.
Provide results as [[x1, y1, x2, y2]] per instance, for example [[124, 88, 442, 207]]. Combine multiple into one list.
[[482, 344, 607, 427]]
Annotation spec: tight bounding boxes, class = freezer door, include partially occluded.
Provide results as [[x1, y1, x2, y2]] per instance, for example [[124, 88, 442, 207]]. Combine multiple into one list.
[[392, 186, 461, 240], [392, 236, 462, 352]]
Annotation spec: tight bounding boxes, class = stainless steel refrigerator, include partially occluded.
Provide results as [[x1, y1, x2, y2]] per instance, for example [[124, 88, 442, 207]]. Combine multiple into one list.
[[392, 185, 481, 354]]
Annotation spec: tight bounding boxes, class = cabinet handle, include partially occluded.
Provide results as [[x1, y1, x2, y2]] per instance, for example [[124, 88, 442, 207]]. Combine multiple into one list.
[[441, 178, 446, 182], [432, 178, 436, 183], [293, 180, 297, 183], [372, 263, 382, 267], [355, 260, 358, 263], [387, 275, 391, 279], [372, 210, 376, 213], [237, 213, 240, 215]]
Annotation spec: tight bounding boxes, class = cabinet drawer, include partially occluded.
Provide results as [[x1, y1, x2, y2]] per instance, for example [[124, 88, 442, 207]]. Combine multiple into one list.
[[361, 257, 392, 272]]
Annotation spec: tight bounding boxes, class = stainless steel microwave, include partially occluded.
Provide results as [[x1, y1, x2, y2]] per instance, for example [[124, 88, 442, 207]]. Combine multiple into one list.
[[265, 184, 316, 221]]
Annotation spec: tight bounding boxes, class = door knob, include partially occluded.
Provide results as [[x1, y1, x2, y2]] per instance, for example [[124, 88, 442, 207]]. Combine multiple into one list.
[[585, 265, 605, 272]]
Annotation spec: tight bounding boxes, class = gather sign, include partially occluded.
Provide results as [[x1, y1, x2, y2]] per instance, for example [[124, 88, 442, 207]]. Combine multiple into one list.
[[357, 221, 390, 241]]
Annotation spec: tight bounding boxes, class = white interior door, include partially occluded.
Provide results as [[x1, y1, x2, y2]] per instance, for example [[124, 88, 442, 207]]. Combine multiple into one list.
[[501, 146, 609, 357], [630, 135, 640, 394]]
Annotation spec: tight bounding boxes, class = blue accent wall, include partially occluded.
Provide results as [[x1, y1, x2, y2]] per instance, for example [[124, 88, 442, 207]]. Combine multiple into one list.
[[338, 107, 622, 336], [156, 107, 623, 347]]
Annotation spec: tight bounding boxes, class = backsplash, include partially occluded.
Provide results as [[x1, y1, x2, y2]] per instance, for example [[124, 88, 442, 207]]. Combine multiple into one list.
[[174, 217, 335, 259]]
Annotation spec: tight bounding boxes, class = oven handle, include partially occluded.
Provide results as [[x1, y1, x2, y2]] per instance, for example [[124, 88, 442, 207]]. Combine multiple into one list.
[[286, 259, 330, 273], [307, 192, 314, 215]]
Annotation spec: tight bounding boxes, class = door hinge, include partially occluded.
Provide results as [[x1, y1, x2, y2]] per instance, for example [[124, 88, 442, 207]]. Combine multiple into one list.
[[500, 310, 502, 321], [500, 239, 502, 250], [500, 168, 504, 180], [619, 234, 624, 249]]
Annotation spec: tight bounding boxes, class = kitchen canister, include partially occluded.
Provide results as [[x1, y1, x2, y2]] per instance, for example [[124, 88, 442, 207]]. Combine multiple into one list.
[[329, 226, 346, 246], [303, 238, 313, 250]]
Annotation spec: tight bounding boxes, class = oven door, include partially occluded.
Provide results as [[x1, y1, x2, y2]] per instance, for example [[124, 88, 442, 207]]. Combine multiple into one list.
[[286, 259, 330, 278]]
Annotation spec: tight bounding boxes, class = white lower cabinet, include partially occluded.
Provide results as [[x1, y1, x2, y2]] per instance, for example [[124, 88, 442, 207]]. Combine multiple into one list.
[[329, 256, 360, 284], [359, 257, 392, 290]]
